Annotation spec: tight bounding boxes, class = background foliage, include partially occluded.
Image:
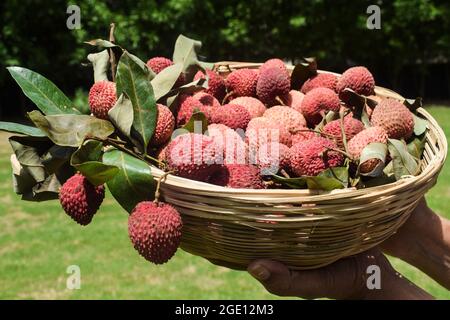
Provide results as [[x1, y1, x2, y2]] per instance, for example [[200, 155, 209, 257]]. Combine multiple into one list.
[[1, 0, 450, 118]]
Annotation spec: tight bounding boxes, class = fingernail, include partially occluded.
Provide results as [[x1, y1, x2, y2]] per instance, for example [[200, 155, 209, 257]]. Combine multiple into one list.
[[248, 264, 270, 281]]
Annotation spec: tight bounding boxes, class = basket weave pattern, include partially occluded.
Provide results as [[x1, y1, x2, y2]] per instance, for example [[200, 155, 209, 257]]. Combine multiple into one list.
[[151, 63, 447, 270]]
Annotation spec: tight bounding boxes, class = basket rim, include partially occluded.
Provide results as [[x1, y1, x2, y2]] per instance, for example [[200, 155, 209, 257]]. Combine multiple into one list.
[[152, 66, 448, 200]]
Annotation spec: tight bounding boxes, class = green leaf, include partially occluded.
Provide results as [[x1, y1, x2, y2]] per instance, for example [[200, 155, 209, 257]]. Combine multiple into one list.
[[290, 57, 317, 90], [85, 39, 120, 48], [273, 167, 348, 191], [7, 67, 79, 115], [103, 149, 156, 212], [108, 94, 133, 138], [165, 77, 208, 110], [87, 50, 110, 83], [404, 98, 422, 112], [359, 142, 388, 177], [116, 52, 157, 152], [70, 140, 119, 186], [172, 34, 207, 82], [0, 121, 46, 137], [28, 110, 115, 147], [388, 138, 420, 180], [407, 135, 427, 159], [413, 114, 428, 136], [151, 62, 184, 101], [305, 167, 348, 190], [9, 136, 74, 201], [181, 110, 208, 134]]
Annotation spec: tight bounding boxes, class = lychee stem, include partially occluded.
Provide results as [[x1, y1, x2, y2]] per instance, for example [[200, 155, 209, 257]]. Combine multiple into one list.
[[154, 171, 171, 203], [109, 23, 117, 82], [275, 96, 286, 106], [323, 147, 353, 160], [339, 109, 349, 155], [292, 128, 335, 139], [221, 91, 234, 104], [280, 169, 291, 178]]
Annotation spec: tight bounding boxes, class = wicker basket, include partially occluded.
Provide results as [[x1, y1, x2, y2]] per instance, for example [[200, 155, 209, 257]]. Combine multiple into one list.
[[151, 62, 448, 270]]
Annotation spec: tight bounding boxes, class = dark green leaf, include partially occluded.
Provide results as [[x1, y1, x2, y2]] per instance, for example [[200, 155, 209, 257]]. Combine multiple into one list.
[[116, 52, 157, 152], [290, 57, 317, 90], [70, 140, 119, 186], [407, 135, 427, 159], [28, 110, 114, 147], [103, 149, 156, 212], [0, 121, 46, 137], [7, 67, 79, 115], [165, 77, 208, 110], [273, 167, 348, 191], [388, 138, 420, 180], [181, 110, 208, 134]]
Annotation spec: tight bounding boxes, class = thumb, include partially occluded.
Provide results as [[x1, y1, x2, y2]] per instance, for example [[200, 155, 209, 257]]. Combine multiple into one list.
[[247, 259, 327, 299]]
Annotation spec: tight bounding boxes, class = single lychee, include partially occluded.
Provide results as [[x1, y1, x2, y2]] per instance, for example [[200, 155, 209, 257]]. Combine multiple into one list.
[[166, 133, 223, 182], [260, 58, 289, 76], [208, 123, 248, 165], [300, 87, 341, 126], [246, 117, 292, 148], [263, 105, 307, 134], [151, 104, 175, 146], [128, 201, 182, 264], [229, 96, 267, 119], [210, 104, 251, 130], [225, 68, 259, 99], [88, 80, 117, 120], [301, 73, 338, 94], [146, 57, 185, 86], [336, 66, 375, 102], [370, 98, 414, 139], [256, 67, 290, 106], [193, 92, 221, 108], [209, 164, 265, 189], [176, 96, 211, 126], [59, 173, 105, 226], [291, 129, 318, 145], [194, 69, 226, 101], [286, 90, 305, 113], [322, 117, 365, 148], [289, 137, 344, 177], [348, 126, 388, 173]]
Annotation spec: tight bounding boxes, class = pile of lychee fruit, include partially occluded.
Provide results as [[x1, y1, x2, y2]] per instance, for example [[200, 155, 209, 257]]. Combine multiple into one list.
[[61, 55, 420, 265]]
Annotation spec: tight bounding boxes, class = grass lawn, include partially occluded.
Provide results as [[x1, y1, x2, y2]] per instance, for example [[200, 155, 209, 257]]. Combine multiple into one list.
[[0, 106, 448, 299]]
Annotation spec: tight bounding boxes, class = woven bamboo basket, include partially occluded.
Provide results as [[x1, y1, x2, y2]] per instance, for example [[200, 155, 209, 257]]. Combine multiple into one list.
[[151, 62, 448, 270]]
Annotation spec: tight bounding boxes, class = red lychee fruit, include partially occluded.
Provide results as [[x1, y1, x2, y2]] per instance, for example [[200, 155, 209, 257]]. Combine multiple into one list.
[[88, 80, 117, 120], [229, 96, 267, 119], [300, 87, 341, 126], [209, 164, 265, 189], [194, 69, 226, 101], [151, 104, 175, 146], [210, 104, 251, 130], [225, 68, 259, 99], [59, 173, 105, 226], [288, 137, 344, 177], [128, 201, 182, 264], [256, 67, 290, 106], [301, 73, 338, 94]]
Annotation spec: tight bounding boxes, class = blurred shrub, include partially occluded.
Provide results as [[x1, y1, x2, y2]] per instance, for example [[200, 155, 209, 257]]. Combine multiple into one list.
[[1, 0, 449, 117]]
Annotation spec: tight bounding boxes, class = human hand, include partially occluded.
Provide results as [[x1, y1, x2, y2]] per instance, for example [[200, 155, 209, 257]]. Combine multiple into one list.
[[380, 197, 450, 289], [248, 249, 433, 300]]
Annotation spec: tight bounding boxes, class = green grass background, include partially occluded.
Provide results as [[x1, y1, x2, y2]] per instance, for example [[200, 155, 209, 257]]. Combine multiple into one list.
[[0, 106, 448, 299]]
